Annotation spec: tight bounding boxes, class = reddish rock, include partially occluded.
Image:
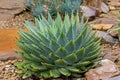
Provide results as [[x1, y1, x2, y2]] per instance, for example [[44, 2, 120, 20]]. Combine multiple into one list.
[[85, 59, 120, 80], [0, 29, 20, 60]]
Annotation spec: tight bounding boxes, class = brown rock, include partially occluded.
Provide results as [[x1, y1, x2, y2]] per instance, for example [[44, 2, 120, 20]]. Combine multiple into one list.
[[0, 0, 26, 21], [0, 0, 26, 9], [81, 6, 98, 19], [101, 2, 109, 13], [85, 59, 120, 80], [93, 24, 113, 30], [89, 18, 119, 24], [96, 31, 119, 43], [106, 76, 120, 80], [0, 13, 14, 21], [108, 1, 120, 7], [107, 28, 118, 37], [0, 8, 26, 15], [102, 53, 118, 62], [0, 51, 21, 60], [109, 6, 116, 10], [0, 65, 4, 72]]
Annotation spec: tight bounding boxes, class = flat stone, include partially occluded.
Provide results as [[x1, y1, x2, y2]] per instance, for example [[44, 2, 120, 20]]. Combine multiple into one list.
[[80, 6, 98, 19], [102, 53, 118, 62], [96, 31, 119, 44], [93, 24, 113, 30], [107, 27, 118, 37], [0, 8, 26, 15], [0, 13, 14, 21], [108, 1, 120, 7], [85, 59, 120, 80], [0, 0, 26, 9], [101, 2, 109, 13], [0, 0, 26, 21], [89, 18, 119, 24], [0, 29, 20, 60], [106, 76, 120, 80], [0, 51, 21, 60]]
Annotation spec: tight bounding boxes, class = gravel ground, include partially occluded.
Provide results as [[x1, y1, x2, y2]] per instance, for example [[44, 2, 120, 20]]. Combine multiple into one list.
[[0, 11, 33, 29], [0, 59, 23, 80]]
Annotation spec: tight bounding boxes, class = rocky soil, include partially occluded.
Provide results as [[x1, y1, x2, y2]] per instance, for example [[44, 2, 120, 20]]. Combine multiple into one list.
[[0, 12, 33, 29]]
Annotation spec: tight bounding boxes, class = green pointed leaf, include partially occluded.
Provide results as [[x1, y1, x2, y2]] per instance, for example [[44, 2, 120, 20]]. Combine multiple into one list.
[[73, 61, 91, 67], [74, 33, 83, 50], [39, 42, 53, 54], [41, 71, 50, 78], [59, 68, 71, 76], [73, 22, 78, 39], [85, 52, 101, 61], [31, 64, 47, 70], [64, 53, 77, 64], [50, 69, 61, 78], [35, 18, 40, 30], [64, 14, 70, 29], [39, 54, 52, 63], [22, 71, 32, 79], [80, 66, 87, 71], [55, 13, 62, 28], [50, 39, 60, 51], [14, 62, 24, 69], [49, 52, 59, 60], [58, 31, 66, 46], [35, 30, 50, 46], [71, 13, 75, 26], [17, 70, 25, 74], [48, 13, 53, 26], [55, 47, 68, 58], [23, 53, 41, 62], [41, 15, 50, 27], [41, 62, 54, 68], [65, 40, 74, 53], [47, 29, 57, 40], [67, 67, 80, 73], [66, 26, 73, 41], [75, 47, 85, 61], [55, 59, 67, 67], [30, 54, 42, 62]]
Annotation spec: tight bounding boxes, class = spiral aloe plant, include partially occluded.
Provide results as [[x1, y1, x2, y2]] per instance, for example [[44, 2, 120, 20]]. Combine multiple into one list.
[[14, 13, 101, 79], [26, 0, 83, 18]]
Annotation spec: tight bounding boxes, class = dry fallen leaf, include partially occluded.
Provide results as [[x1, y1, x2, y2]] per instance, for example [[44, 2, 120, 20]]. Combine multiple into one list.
[[93, 24, 113, 30]]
